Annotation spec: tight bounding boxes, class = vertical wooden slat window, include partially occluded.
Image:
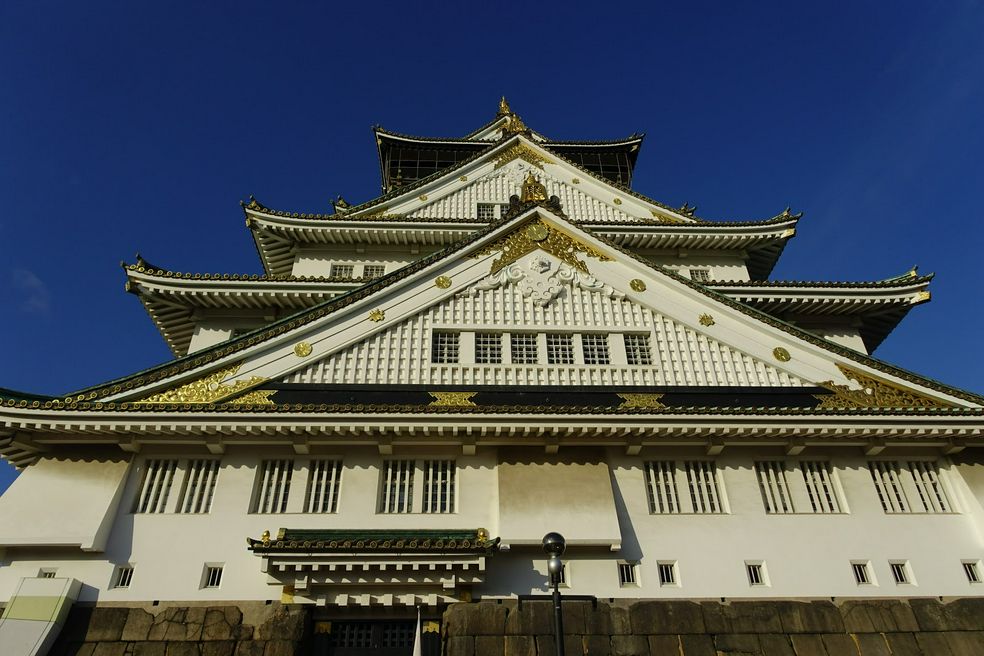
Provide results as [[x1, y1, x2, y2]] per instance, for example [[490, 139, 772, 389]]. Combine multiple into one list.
[[423, 460, 456, 513], [252, 460, 293, 513], [379, 460, 415, 513], [684, 461, 723, 514], [800, 461, 841, 513], [755, 461, 793, 514], [178, 460, 220, 514], [135, 459, 177, 513], [908, 461, 952, 513], [868, 462, 910, 513], [304, 460, 342, 513], [644, 461, 679, 514]]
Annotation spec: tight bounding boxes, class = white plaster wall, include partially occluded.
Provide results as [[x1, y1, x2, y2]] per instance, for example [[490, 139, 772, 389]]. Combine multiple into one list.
[[647, 253, 752, 283], [292, 248, 440, 279]]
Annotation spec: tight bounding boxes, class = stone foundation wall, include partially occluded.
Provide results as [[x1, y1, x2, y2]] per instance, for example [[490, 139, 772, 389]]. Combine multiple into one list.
[[50, 603, 308, 656], [442, 598, 984, 656]]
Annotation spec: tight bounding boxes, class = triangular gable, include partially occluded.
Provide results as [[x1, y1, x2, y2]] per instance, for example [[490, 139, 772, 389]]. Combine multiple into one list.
[[104, 205, 980, 411]]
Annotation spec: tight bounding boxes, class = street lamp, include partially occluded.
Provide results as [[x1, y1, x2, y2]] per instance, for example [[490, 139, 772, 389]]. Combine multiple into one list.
[[542, 532, 567, 656]]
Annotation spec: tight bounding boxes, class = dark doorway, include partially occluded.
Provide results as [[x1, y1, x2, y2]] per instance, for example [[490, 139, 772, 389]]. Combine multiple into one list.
[[313, 620, 440, 656]]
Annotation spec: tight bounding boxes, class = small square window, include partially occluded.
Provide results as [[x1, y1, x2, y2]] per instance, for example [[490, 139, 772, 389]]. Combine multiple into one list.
[[510, 333, 538, 364], [546, 334, 574, 364], [113, 566, 134, 589], [331, 264, 355, 278], [624, 334, 653, 365], [581, 334, 610, 365], [431, 331, 460, 364], [203, 565, 224, 589], [890, 561, 911, 585], [38, 569, 57, 579], [475, 333, 503, 364], [963, 561, 981, 584], [851, 561, 872, 585], [689, 269, 710, 282], [618, 562, 639, 587], [657, 562, 677, 586], [745, 562, 768, 586], [362, 265, 386, 279], [476, 203, 497, 221], [558, 562, 570, 588]]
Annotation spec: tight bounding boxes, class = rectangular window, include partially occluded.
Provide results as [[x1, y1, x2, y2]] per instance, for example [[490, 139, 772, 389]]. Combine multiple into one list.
[[558, 562, 569, 587], [890, 561, 910, 584], [475, 333, 503, 364], [423, 460, 455, 513], [304, 460, 342, 513], [963, 561, 981, 584], [801, 461, 842, 513], [177, 460, 220, 514], [684, 461, 723, 514], [852, 562, 871, 585], [362, 265, 386, 279], [689, 269, 711, 282], [38, 569, 57, 579], [657, 562, 676, 586], [113, 566, 134, 589], [755, 461, 793, 514], [476, 203, 497, 221], [134, 459, 178, 513], [624, 334, 653, 365], [618, 562, 639, 587], [431, 331, 460, 364], [510, 333, 538, 364], [644, 461, 680, 514], [908, 461, 952, 513], [203, 565, 223, 589], [746, 562, 766, 586], [868, 462, 910, 513], [252, 459, 293, 513], [546, 333, 574, 364], [331, 264, 355, 278], [581, 333, 611, 365], [379, 460, 415, 513]]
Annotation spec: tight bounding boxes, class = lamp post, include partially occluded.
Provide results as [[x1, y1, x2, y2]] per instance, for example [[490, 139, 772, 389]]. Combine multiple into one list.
[[542, 532, 567, 656]]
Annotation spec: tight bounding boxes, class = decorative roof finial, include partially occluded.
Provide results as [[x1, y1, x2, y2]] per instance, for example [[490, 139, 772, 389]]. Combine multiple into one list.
[[497, 96, 512, 117], [520, 172, 548, 202]]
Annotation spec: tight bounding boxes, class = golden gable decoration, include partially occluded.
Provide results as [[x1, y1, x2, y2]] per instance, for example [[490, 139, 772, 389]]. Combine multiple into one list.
[[493, 143, 551, 170], [815, 364, 955, 409], [132, 363, 267, 405], [469, 219, 611, 275]]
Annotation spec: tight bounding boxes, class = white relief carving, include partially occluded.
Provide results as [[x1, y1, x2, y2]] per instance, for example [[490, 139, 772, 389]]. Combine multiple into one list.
[[469, 255, 625, 307]]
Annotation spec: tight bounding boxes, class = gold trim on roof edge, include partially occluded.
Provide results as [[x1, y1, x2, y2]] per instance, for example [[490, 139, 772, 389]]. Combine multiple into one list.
[[225, 389, 277, 406], [617, 393, 666, 409], [428, 391, 478, 407], [132, 363, 267, 405], [815, 364, 956, 409], [469, 219, 612, 275]]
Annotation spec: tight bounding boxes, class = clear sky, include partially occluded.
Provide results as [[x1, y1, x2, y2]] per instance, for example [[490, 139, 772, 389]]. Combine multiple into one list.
[[2, 2, 983, 493]]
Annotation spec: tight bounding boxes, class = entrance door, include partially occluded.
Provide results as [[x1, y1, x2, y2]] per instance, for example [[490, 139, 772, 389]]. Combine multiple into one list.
[[314, 620, 440, 656]]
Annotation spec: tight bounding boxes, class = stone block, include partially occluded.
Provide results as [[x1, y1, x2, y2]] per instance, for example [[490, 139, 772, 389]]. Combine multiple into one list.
[[611, 634, 649, 656], [611, 605, 632, 635], [789, 635, 828, 656], [262, 641, 297, 656], [184, 607, 206, 641], [561, 600, 591, 635], [678, 634, 715, 656], [648, 635, 679, 656], [449, 602, 508, 636], [702, 602, 783, 634], [475, 635, 505, 654], [714, 633, 761, 653], [913, 632, 953, 655], [759, 634, 796, 656], [201, 643, 235, 656], [629, 601, 705, 635], [165, 643, 201, 656], [585, 602, 614, 635], [122, 608, 155, 642], [58, 608, 96, 645], [503, 600, 553, 635], [132, 643, 167, 656], [882, 633, 921, 656], [839, 600, 919, 633], [92, 644, 127, 656], [943, 631, 984, 656], [57, 642, 95, 656], [256, 607, 308, 640], [911, 598, 984, 632], [778, 601, 845, 634], [853, 633, 891, 656], [535, 635, 557, 656], [581, 635, 611, 656], [85, 607, 130, 642], [820, 633, 859, 655], [203, 609, 235, 641], [445, 636, 475, 656], [504, 635, 536, 656], [234, 624, 255, 640]]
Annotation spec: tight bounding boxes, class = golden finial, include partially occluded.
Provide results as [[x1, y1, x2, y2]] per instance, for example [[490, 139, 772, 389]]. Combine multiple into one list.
[[520, 172, 548, 202], [261, 529, 271, 545], [497, 96, 512, 117]]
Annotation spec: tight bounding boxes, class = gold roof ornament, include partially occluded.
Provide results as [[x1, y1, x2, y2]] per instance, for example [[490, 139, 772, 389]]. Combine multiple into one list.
[[815, 364, 956, 409], [470, 218, 611, 274], [132, 363, 266, 405], [520, 172, 548, 202], [497, 96, 512, 117]]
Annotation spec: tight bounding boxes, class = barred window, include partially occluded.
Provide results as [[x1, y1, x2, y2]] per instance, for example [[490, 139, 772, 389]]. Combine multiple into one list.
[[963, 561, 981, 584], [252, 459, 293, 513], [801, 461, 841, 513], [624, 334, 653, 365], [379, 460, 414, 513], [746, 562, 766, 586], [684, 461, 723, 514], [644, 461, 680, 514], [304, 460, 342, 513], [113, 566, 134, 589], [852, 562, 871, 585], [869, 462, 909, 513], [331, 264, 355, 278], [510, 333, 538, 364], [689, 269, 710, 282], [177, 460, 220, 514], [546, 333, 574, 364], [423, 460, 455, 513], [475, 333, 503, 364], [755, 461, 793, 514], [890, 561, 910, 584], [203, 565, 223, 589], [134, 459, 178, 513], [476, 203, 497, 220], [908, 461, 952, 513], [618, 562, 639, 586], [581, 334, 610, 365], [657, 562, 676, 586], [431, 331, 459, 364], [362, 265, 385, 279]]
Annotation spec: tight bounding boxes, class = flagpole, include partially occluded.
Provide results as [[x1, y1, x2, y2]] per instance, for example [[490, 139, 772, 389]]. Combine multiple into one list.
[[412, 605, 422, 656]]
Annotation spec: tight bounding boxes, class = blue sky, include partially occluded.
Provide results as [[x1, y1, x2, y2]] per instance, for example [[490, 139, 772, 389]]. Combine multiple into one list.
[[2, 2, 983, 492]]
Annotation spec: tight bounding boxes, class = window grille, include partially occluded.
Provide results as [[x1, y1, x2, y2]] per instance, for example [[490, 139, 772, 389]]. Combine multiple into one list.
[[362, 265, 386, 279], [581, 333, 610, 365], [557, 563, 569, 586], [203, 565, 223, 588], [746, 563, 765, 586], [38, 569, 57, 579], [475, 333, 503, 364], [890, 561, 909, 584], [431, 331, 460, 364], [113, 566, 134, 589], [135, 459, 178, 513], [868, 462, 910, 513], [657, 562, 676, 586], [330, 264, 355, 278], [177, 460, 220, 514], [423, 460, 455, 513], [644, 461, 680, 514], [618, 562, 638, 586], [252, 459, 293, 513], [801, 461, 841, 513], [684, 461, 723, 513], [510, 333, 538, 364], [689, 269, 711, 282], [852, 562, 871, 585], [546, 333, 574, 364], [379, 460, 415, 513], [476, 203, 497, 220], [963, 561, 981, 583], [304, 460, 342, 513], [624, 334, 653, 365], [908, 461, 952, 513], [755, 461, 793, 514]]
